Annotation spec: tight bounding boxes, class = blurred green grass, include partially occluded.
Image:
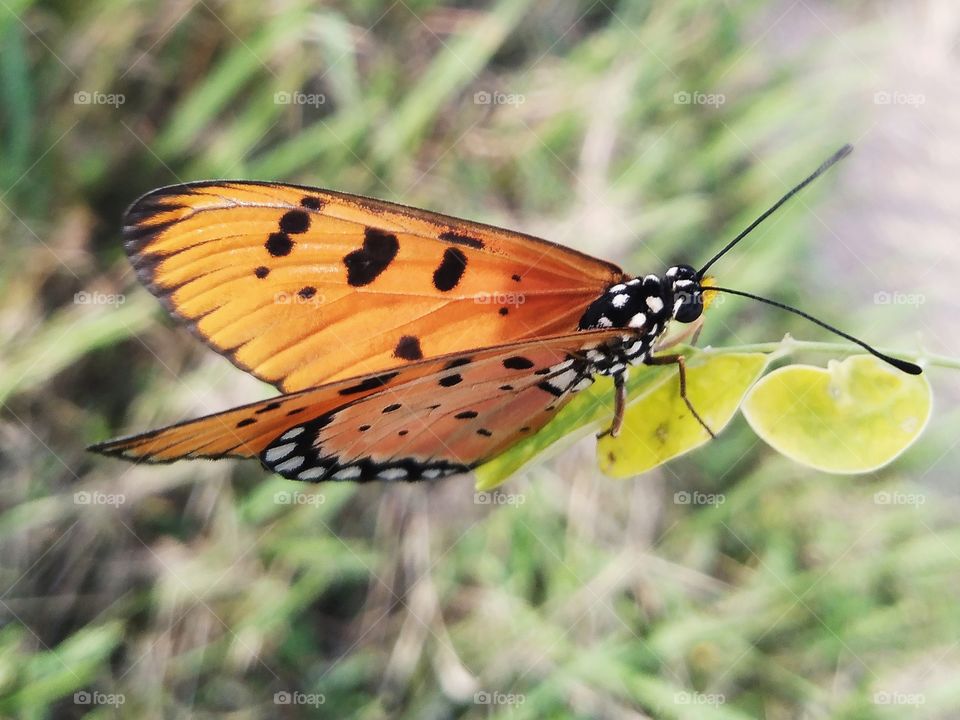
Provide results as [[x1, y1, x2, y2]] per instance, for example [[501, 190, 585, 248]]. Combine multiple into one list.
[[1, 1, 958, 718]]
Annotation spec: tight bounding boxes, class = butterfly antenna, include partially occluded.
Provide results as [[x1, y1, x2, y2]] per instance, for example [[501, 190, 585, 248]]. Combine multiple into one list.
[[706, 285, 922, 375], [697, 144, 854, 279]]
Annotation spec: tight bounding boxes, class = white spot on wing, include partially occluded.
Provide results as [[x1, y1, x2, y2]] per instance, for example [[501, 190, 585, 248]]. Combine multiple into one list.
[[645, 296, 664, 313], [265, 443, 297, 463], [332, 466, 361, 480], [597, 316, 613, 327], [280, 427, 305, 441], [609, 283, 627, 293], [298, 466, 327, 480], [423, 468, 443, 479], [612, 293, 630, 308], [379, 467, 408, 481], [275, 455, 305, 473], [628, 312, 646, 328]]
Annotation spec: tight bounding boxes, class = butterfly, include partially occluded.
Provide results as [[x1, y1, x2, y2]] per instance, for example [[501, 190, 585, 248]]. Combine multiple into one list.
[[89, 145, 920, 483]]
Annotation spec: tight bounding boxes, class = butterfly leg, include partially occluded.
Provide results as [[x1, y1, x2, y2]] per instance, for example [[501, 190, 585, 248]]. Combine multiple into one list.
[[597, 371, 627, 439], [645, 354, 716, 439]]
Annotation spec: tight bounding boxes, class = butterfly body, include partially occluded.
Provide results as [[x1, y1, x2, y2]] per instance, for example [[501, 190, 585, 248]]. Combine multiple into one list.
[[89, 178, 709, 483]]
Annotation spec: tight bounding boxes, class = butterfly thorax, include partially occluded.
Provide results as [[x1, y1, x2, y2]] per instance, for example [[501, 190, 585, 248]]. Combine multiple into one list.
[[576, 265, 704, 376]]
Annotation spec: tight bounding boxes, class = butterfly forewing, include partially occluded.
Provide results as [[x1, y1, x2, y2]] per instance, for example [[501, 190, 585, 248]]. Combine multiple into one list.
[[125, 182, 625, 392], [89, 330, 622, 481]]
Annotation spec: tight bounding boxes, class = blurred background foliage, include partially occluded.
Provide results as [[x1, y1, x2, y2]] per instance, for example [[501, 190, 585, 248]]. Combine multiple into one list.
[[1, 0, 959, 718]]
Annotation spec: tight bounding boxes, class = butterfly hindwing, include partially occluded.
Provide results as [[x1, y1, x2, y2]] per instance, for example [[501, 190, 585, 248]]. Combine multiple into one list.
[[88, 330, 624, 482], [125, 182, 626, 392]]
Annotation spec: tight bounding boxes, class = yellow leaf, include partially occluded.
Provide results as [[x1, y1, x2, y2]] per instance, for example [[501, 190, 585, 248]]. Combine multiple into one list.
[[741, 355, 931, 474], [597, 353, 770, 478]]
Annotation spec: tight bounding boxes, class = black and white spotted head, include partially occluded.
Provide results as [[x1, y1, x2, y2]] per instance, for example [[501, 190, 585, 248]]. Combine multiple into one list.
[[663, 264, 704, 324]]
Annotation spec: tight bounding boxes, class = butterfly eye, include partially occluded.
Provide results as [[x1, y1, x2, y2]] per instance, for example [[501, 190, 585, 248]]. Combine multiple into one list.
[[673, 291, 703, 323]]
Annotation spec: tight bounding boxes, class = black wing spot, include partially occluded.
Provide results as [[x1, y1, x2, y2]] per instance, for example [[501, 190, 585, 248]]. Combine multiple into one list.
[[300, 196, 324, 210], [256, 402, 282, 414], [339, 371, 400, 396], [477, 428, 493, 437], [438, 374, 462, 387], [254, 266, 270, 279], [265, 232, 294, 257], [537, 381, 564, 397], [393, 335, 423, 361], [287, 407, 306, 416], [383, 403, 401, 413], [279, 209, 311, 234], [520, 426, 531, 432], [438, 230, 484, 249], [433, 247, 467, 292], [455, 410, 478, 419], [503, 356, 534, 370], [499, 384, 514, 391], [236, 418, 256, 428], [511, 273, 522, 282], [398, 430, 409, 436], [359, 424, 371, 432], [298, 286, 317, 299], [499, 307, 509, 316], [344, 228, 400, 286], [534, 367, 551, 376]]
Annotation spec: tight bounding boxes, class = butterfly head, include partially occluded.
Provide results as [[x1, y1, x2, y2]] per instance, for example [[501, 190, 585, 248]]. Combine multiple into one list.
[[664, 264, 705, 324]]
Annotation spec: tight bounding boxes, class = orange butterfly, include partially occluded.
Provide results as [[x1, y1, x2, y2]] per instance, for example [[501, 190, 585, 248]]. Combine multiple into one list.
[[89, 145, 919, 482]]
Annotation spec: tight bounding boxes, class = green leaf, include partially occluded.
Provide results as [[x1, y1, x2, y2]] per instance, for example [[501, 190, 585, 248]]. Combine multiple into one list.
[[598, 352, 770, 478], [741, 355, 932, 474]]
